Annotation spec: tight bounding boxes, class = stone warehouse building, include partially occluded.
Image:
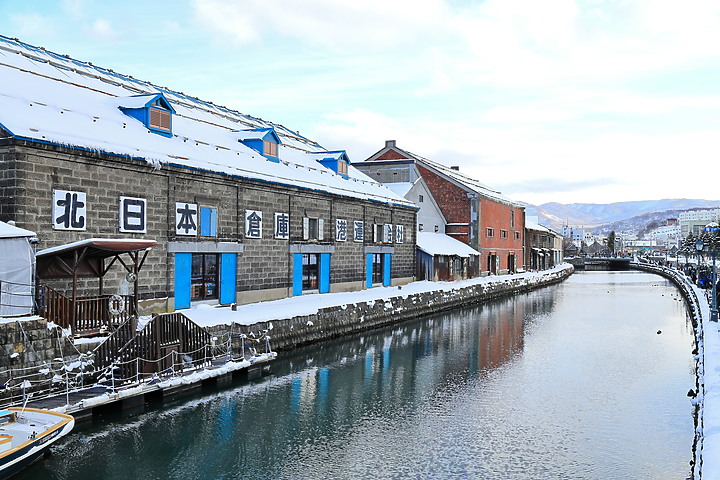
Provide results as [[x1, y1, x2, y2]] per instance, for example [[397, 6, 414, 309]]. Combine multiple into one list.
[[0, 36, 417, 316], [356, 141, 525, 275]]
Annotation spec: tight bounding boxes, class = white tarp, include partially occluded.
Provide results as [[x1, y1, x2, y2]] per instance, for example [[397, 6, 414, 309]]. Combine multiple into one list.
[[0, 222, 36, 316]]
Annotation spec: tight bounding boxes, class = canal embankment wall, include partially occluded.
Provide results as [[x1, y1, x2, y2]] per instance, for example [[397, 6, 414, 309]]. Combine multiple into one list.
[[630, 262, 704, 479], [208, 264, 575, 353]]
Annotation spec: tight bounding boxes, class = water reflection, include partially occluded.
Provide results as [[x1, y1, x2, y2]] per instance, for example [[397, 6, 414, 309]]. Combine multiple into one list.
[[23, 271, 692, 480]]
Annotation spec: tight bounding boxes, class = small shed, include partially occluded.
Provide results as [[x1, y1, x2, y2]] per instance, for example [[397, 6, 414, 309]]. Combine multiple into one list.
[[416, 232, 481, 281], [0, 221, 37, 316]]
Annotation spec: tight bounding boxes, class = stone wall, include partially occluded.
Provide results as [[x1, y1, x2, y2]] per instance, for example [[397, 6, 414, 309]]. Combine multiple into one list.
[[209, 265, 574, 353], [0, 318, 78, 372], [1, 139, 416, 313]]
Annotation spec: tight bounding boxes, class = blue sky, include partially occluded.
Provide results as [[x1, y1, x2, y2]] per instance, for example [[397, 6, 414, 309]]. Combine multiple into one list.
[[2, 0, 719, 206]]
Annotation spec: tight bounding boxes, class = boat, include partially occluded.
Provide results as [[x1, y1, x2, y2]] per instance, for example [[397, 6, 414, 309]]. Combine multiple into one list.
[[0, 407, 74, 479]]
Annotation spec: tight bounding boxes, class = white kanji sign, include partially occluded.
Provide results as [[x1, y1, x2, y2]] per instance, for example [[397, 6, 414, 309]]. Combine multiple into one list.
[[353, 220, 364, 242], [395, 224, 405, 244], [175, 202, 198, 236], [245, 210, 263, 239], [119, 196, 147, 233], [52, 189, 86, 231], [274, 212, 289, 239], [336, 219, 347, 242]]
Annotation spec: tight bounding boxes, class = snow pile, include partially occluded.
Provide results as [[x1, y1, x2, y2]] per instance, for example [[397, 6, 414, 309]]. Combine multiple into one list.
[[697, 284, 720, 479], [178, 264, 571, 328]]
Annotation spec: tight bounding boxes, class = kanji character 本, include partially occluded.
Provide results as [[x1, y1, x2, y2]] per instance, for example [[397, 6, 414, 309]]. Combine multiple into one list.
[[176, 202, 198, 235]]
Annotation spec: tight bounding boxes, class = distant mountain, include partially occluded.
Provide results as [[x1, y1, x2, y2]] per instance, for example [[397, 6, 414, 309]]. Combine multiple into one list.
[[525, 198, 720, 233]]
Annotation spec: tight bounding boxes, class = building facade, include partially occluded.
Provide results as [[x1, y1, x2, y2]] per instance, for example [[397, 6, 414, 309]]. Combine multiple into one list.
[[356, 141, 525, 275], [525, 217, 563, 270], [0, 36, 417, 315], [679, 208, 720, 237]]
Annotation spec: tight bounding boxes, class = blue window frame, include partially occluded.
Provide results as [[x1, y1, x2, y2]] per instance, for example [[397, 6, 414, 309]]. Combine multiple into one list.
[[200, 207, 217, 237], [293, 252, 331, 295]]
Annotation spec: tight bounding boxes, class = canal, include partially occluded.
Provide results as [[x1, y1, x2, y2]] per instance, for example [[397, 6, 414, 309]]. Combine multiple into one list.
[[22, 271, 695, 480]]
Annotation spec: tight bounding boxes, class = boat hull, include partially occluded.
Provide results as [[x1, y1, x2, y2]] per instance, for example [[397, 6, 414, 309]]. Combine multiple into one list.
[[0, 408, 74, 479]]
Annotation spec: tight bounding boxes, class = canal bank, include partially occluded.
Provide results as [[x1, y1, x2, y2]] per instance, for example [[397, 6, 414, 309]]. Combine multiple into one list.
[[632, 262, 716, 480], [190, 264, 574, 352]]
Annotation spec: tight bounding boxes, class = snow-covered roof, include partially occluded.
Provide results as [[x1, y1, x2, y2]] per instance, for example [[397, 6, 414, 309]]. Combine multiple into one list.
[[0, 221, 36, 239], [417, 232, 480, 258], [365, 143, 520, 206], [384, 182, 414, 198], [0, 35, 413, 208], [525, 217, 551, 233]]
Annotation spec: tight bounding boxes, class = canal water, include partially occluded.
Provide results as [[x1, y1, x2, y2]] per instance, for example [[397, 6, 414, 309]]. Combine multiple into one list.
[[23, 271, 695, 480]]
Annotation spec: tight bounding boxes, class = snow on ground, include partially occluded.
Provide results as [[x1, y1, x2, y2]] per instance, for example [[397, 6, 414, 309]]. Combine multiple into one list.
[[697, 282, 720, 480], [175, 265, 569, 329]]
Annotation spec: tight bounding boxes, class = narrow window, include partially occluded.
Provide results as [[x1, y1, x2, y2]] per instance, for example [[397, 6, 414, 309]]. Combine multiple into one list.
[[501, 230, 508, 239], [418, 195, 424, 203], [302, 253, 319, 290], [372, 253, 384, 284], [263, 140, 278, 157], [337, 160, 348, 176], [200, 207, 217, 237], [487, 228, 494, 237], [149, 108, 171, 132], [191, 254, 218, 300]]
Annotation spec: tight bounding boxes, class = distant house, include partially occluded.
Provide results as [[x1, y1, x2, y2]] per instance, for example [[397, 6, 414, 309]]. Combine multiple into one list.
[[355, 140, 525, 275], [525, 217, 563, 270], [0, 35, 417, 327], [416, 232, 480, 281]]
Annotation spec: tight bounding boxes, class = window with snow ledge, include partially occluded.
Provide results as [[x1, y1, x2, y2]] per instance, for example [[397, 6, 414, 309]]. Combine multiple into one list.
[[118, 93, 175, 137]]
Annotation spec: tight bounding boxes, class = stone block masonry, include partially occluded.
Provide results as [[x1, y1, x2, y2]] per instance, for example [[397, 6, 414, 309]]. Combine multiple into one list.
[[209, 265, 574, 353]]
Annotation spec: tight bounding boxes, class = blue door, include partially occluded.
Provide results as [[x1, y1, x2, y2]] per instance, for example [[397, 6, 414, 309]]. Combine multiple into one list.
[[219, 253, 237, 305], [319, 253, 331, 293], [174, 253, 192, 310], [292, 253, 303, 296], [383, 253, 392, 287], [365, 253, 373, 288]]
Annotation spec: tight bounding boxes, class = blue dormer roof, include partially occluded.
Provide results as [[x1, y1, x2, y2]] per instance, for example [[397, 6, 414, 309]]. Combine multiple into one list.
[[308, 150, 351, 179], [119, 93, 175, 137], [235, 127, 282, 162]]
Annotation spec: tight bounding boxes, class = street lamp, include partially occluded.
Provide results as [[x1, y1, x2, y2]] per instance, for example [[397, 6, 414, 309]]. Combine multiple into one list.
[[699, 222, 720, 322]]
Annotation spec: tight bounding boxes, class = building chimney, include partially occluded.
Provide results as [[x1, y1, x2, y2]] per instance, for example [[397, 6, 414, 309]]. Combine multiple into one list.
[[450, 166, 460, 171], [385, 140, 396, 148]]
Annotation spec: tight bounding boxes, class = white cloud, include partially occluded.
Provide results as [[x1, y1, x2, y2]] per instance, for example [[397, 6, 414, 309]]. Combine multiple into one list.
[[9, 13, 57, 38], [89, 18, 117, 41], [191, 0, 453, 49]]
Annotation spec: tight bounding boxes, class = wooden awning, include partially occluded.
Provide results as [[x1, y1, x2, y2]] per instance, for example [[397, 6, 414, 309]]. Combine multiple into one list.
[[37, 238, 156, 278]]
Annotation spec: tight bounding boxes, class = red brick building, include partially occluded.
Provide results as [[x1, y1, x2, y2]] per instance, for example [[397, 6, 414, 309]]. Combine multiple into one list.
[[356, 141, 525, 274]]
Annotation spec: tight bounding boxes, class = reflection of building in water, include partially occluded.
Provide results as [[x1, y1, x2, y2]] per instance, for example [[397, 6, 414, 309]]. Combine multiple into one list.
[[290, 369, 318, 421], [478, 300, 525, 372]]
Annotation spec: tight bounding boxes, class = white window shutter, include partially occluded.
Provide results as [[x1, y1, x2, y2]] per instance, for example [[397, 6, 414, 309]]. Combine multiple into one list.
[[318, 219, 324, 240], [303, 217, 309, 240]]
